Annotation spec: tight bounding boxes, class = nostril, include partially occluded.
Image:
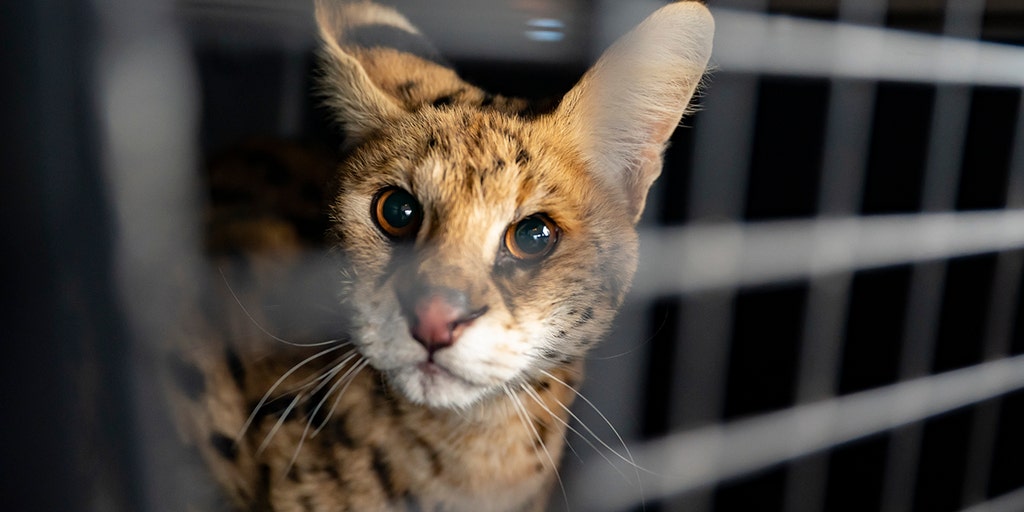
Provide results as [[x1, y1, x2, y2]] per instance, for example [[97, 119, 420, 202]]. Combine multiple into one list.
[[408, 293, 487, 353], [411, 294, 461, 350]]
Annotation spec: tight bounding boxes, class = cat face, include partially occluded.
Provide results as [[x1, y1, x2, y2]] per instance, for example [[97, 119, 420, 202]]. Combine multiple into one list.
[[331, 107, 637, 408], [315, 0, 714, 409]]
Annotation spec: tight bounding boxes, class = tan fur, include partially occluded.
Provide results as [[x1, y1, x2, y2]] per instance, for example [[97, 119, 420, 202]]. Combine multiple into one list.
[[173, 1, 713, 510]]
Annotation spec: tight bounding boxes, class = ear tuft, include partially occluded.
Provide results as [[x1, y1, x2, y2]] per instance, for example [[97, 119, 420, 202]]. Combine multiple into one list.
[[555, 2, 714, 223]]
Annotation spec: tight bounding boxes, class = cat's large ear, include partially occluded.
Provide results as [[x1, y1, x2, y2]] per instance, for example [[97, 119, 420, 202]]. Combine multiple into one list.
[[315, 0, 405, 145], [554, 1, 714, 223]]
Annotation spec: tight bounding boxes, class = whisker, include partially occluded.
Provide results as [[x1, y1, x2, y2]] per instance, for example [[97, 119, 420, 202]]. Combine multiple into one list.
[[539, 368, 648, 508], [254, 355, 359, 456], [255, 393, 304, 455], [256, 351, 353, 459], [237, 343, 347, 440], [312, 358, 369, 437], [519, 383, 620, 477], [218, 265, 344, 348], [286, 358, 369, 472], [504, 386, 570, 511], [518, 383, 583, 461], [538, 369, 647, 471], [280, 349, 354, 395]]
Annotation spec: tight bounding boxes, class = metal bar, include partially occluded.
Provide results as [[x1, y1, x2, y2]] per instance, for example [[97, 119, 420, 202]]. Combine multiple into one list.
[[663, 66, 763, 512], [880, 2, 984, 509], [572, 353, 1024, 512], [710, 8, 1024, 86], [782, 1, 886, 506], [960, 486, 1024, 512], [960, 90, 1024, 509], [635, 209, 1024, 295]]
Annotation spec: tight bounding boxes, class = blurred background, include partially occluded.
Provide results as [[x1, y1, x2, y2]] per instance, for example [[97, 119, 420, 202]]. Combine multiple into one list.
[[3, 0, 1023, 511]]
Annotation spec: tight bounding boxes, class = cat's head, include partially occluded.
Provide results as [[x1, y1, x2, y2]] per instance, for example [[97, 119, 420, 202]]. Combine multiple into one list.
[[317, 1, 713, 409]]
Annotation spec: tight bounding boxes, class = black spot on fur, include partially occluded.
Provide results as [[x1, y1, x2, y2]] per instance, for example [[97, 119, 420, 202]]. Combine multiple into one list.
[[541, 348, 561, 361], [371, 446, 399, 499], [480, 93, 495, 107], [287, 466, 301, 482], [515, 148, 531, 166], [397, 80, 419, 96], [371, 375, 403, 417], [248, 395, 293, 424], [210, 432, 239, 461], [533, 420, 550, 448], [300, 495, 315, 511], [432, 95, 455, 108], [304, 384, 331, 427], [255, 464, 272, 509], [168, 357, 204, 400], [225, 347, 246, 390], [573, 306, 595, 328], [409, 432, 444, 476], [331, 414, 357, 450]]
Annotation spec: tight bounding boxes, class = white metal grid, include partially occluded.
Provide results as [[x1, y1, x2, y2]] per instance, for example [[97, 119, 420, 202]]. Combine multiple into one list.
[[566, 3, 1024, 512], [83, 0, 1024, 511]]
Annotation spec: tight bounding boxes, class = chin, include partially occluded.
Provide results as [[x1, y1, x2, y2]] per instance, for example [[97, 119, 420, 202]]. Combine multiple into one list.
[[388, 362, 493, 410]]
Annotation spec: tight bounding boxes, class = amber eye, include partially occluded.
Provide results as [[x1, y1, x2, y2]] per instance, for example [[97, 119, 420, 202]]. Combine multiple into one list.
[[504, 214, 559, 261], [372, 187, 422, 239]]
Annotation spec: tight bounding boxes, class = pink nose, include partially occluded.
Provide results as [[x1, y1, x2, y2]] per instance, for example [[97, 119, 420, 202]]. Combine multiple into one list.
[[408, 292, 487, 354]]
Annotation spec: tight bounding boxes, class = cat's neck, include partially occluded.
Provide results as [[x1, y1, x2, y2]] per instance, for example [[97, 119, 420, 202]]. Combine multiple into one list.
[[306, 359, 583, 509]]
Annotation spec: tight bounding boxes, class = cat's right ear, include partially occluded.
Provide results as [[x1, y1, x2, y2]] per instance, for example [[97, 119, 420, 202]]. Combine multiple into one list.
[[553, 1, 714, 224], [315, 0, 404, 145]]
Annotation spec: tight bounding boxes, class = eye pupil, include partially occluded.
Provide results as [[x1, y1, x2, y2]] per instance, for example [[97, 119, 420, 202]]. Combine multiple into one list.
[[505, 214, 558, 261], [373, 188, 422, 238], [383, 191, 416, 228], [514, 218, 551, 255]]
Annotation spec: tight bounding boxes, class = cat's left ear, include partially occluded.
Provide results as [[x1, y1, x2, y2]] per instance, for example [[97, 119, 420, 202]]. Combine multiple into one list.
[[553, 1, 714, 223], [315, 0, 406, 145]]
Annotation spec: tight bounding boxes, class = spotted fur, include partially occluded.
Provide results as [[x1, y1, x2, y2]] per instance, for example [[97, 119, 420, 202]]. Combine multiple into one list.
[[172, 1, 713, 510]]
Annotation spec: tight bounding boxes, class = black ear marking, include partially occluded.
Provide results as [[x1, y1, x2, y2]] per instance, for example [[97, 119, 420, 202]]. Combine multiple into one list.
[[432, 94, 455, 108], [346, 24, 450, 67], [397, 80, 419, 97]]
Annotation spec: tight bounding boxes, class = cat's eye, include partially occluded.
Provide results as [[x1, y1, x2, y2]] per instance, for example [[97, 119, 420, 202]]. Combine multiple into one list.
[[373, 187, 422, 239], [504, 214, 559, 261]]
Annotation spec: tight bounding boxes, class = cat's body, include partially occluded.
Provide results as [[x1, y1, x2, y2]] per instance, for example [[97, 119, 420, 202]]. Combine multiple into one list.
[[172, 1, 713, 510]]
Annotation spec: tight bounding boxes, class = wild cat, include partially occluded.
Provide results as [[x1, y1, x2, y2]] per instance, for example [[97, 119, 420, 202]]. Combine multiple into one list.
[[172, 1, 713, 510]]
